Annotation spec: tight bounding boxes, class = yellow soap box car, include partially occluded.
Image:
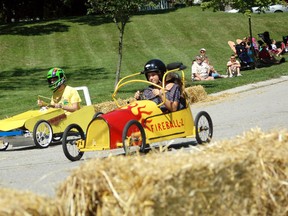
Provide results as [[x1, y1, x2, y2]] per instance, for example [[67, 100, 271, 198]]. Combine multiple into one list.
[[0, 86, 95, 151], [62, 62, 213, 161]]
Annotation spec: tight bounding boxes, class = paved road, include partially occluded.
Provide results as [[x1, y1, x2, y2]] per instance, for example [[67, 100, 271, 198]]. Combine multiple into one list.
[[1, 76, 288, 198], [192, 76, 288, 140]]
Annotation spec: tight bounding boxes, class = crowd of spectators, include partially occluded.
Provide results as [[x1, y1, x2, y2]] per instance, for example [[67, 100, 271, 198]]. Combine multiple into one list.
[[191, 32, 287, 81], [191, 48, 228, 81]]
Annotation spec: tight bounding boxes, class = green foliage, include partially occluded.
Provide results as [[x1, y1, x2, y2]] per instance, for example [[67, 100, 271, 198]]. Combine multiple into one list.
[[201, 0, 230, 11], [87, 0, 152, 23]]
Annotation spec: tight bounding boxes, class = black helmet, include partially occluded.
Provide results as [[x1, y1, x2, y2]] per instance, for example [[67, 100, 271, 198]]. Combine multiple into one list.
[[143, 59, 166, 80]]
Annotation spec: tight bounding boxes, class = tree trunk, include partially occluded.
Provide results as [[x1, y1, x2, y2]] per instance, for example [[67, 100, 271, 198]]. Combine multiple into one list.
[[114, 22, 125, 89]]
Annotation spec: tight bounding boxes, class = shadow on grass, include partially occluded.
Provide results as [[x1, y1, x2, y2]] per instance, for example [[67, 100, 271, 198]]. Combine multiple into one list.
[[0, 22, 70, 36], [65, 7, 177, 25], [68, 67, 110, 81], [0, 7, 179, 36], [0, 66, 111, 91]]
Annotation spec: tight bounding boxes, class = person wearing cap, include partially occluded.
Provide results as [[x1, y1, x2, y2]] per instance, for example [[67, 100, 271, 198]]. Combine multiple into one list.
[[191, 56, 214, 81], [199, 48, 207, 61]]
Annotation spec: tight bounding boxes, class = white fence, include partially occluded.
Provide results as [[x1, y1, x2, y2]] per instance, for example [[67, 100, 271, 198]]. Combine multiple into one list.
[[140, 0, 170, 11]]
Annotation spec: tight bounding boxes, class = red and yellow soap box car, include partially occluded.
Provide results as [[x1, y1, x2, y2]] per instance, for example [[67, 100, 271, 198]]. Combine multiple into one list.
[[62, 63, 213, 161]]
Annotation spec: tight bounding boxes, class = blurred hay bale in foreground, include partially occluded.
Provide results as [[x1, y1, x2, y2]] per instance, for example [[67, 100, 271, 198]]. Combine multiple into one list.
[[57, 128, 288, 216], [0, 188, 64, 216]]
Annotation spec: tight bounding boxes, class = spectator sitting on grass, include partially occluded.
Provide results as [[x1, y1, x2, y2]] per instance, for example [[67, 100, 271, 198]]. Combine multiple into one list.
[[227, 54, 242, 77], [258, 42, 283, 65], [270, 39, 283, 57], [203, 57, 227, 79], [191, 55, 214, 81], [199, 48, 208, 61]]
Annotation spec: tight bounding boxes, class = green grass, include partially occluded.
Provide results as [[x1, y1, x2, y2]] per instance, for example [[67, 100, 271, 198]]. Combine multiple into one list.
[[0, 6, 287, 118]]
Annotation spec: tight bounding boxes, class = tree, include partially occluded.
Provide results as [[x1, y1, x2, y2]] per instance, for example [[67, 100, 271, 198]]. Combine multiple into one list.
[[87, 0, 156, 88]]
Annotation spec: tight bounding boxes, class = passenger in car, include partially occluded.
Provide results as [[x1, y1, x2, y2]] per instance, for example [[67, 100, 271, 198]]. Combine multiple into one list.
[[134, 59, 183, 112]]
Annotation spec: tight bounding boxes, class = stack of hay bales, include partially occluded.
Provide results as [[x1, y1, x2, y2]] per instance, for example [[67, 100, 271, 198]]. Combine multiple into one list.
[[93, 98, 136, 114], [94, 85, 208, 114], [57, 128, 288, 216], [0, 188, 64, 215]]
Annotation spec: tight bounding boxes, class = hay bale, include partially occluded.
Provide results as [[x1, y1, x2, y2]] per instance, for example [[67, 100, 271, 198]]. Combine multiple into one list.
[[94, 98, 136, 114], [93, 101, 118, 114], [93, 85, 208, 114], [57, 128, 288, 216], [0, 188, 64, 216], [185, 85, 207, 104]]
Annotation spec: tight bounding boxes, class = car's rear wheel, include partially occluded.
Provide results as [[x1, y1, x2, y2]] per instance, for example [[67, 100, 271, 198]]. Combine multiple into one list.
[[122, 120, 146, 155], [0, 140, 9, 151], [33, 120, 53, 148], [62, 124, 85, 161], [195, 111, 213, 144]]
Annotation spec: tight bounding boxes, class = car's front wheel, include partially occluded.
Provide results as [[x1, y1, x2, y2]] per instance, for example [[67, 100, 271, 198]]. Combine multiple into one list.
[[62, 124, 85, 161], [195, 111, 213, 144], [122, 120, 146, 155], [0, 140, 9, 151], [33, 120, 53, 148]]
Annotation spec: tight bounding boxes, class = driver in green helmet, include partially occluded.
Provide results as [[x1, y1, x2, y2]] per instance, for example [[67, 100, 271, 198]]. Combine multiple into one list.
[[37, 68, 81, 114]]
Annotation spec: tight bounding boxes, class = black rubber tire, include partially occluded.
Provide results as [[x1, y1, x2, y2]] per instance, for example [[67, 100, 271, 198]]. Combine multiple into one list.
[[62, 124, 85, 161], [33, 120, 53, 148], [92, 112, 104, 120], [0, 141, 9, 151], [122, 120, 146, 155], [195, 111, 213, 144]]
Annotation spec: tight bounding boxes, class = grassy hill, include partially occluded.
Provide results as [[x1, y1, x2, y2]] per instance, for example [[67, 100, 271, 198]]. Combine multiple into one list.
[[0, 6, 287, 118]]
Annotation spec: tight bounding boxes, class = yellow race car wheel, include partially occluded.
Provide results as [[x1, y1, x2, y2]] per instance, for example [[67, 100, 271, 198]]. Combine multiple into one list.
[[122, 120, 146, 155], [62, 124, 84, 161]]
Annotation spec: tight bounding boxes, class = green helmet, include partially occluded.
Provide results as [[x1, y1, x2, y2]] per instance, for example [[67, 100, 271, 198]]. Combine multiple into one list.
[[47, 68, 66, 91]]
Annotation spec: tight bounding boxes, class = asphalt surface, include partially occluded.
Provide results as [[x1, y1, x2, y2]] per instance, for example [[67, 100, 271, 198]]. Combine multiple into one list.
[[1, 76, 288, 198], [191, 75, 288, 140]]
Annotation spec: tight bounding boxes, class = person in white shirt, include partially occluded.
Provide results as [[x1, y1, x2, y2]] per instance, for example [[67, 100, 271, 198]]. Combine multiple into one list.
[[191, 55, 214, 81]]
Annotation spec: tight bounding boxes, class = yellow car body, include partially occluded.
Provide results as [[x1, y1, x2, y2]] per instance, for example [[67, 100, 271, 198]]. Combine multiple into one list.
[[0, 87, 95, 150]]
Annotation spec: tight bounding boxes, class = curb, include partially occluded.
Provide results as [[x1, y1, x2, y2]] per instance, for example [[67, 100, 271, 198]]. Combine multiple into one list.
[[210, 76, 288, 97]]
